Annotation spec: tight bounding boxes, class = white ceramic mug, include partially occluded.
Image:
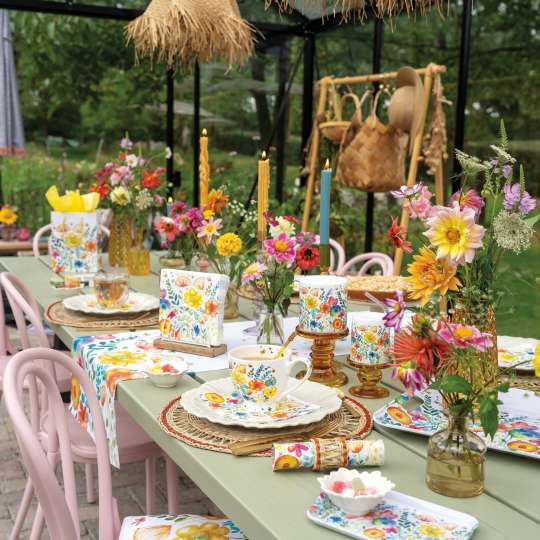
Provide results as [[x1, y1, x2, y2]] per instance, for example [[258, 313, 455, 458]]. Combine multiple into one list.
[[229, 344, 312, 405]]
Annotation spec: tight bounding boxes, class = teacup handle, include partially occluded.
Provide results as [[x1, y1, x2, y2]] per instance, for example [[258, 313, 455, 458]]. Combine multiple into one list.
[[279, 354, 312, 402]]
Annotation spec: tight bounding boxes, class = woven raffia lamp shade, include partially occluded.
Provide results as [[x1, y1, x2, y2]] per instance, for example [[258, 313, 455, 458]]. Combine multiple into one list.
[[126, 0, 254, 68], [266, 0, 448, 20]]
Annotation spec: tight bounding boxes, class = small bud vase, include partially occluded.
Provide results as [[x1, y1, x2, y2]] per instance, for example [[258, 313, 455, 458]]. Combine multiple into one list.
[[257, 306, 285, 345], [224, 287, 240, 320], [426, 413, 486, 498]]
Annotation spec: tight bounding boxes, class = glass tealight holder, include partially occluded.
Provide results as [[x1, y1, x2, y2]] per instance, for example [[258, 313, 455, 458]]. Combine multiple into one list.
[[347, 313, 393, 398], [93, 271, 129, 309]]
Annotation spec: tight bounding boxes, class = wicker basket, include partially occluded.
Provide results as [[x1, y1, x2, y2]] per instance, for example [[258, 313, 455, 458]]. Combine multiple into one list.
[[320, 92, 361, 145]]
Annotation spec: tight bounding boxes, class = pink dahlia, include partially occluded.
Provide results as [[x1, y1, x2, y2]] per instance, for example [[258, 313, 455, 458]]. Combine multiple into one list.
[[438, 323, 493, 352], [264, 232, 296, 265], [450, 188, 485, 218], [405, 185, 434, 221]]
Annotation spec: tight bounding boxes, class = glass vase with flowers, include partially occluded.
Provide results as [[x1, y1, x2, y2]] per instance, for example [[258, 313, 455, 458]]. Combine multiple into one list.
[[0, 204, 18, 240], [381, 121, 538, 497], [88, 135, 168, 268], [241, 213, 320, 344]]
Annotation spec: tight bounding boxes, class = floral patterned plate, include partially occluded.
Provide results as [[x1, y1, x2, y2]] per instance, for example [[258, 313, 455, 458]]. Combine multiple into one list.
[[374, 388, 540, 460], [181, 377, 341, 429], [63, 292, 159, 315], [497, 335, 538, 372], [307, 491, 478, 539]]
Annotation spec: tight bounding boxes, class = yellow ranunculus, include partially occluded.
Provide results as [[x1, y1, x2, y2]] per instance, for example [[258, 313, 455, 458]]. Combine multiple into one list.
[[0, 206, 17, 225], [216, 232, 242, 257], [184, 287, 202, 309]]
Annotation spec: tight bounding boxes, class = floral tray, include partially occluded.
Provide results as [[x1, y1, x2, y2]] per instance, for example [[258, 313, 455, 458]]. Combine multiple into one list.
[[374, 389, 540, 460], [307, 491, 478, 539]]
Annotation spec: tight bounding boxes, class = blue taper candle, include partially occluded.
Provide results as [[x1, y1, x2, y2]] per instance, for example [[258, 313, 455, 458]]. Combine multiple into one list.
[[319, 158, 331, 245]]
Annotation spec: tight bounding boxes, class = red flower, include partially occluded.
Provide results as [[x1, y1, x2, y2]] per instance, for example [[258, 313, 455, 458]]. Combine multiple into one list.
[[89, 181, 110, 200], [296, 245, 320, 271], [387, 217, 412, 253], [141, 169, 163, 189]]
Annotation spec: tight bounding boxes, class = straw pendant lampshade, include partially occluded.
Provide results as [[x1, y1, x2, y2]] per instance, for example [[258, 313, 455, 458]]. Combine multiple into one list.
[[126, 0, 254, 68], [266, 1, 448, 20]]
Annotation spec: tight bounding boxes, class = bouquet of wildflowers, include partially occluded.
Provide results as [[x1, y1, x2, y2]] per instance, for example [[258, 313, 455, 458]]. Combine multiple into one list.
[[88, 136, 168, 228], [380, 121, 538, 436], [241, 213, 320, 314]]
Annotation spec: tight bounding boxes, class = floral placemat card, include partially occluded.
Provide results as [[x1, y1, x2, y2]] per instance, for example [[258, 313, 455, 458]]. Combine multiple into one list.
[[374, 389, 540, 460], [159, 269, 229, 347], [308, 492, 478, 539], [50, 211, 99, 274]]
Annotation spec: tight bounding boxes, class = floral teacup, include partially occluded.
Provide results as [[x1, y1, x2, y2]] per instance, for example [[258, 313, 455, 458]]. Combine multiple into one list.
[[296, 275, 348, 334], [229, 344, 312, 405], [350, 313, 393, 366]]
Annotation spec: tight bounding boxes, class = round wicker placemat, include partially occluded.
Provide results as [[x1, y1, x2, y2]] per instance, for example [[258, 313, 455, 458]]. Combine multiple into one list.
[[511, 375, 540, 393], [45, 300, 159, 329], [159, 396, 372, 457]]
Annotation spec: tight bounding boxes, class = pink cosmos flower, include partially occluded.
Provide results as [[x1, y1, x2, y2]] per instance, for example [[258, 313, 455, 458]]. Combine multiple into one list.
[[382, 290, 406, 331], [197, 218, 223, 240], [241, 262, 268, 285], [438, 323, 493, 352], [264, 232, 296, 265], [450, 188, 485, 218], [391, 183, 423, 199]]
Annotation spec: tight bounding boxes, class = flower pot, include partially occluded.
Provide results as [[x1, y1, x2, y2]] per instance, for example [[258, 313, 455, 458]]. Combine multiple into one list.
[[426, 414, 486, 498]]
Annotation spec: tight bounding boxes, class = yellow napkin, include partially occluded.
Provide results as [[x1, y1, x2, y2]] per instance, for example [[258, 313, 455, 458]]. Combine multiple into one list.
[[46, 186, 100, 212]]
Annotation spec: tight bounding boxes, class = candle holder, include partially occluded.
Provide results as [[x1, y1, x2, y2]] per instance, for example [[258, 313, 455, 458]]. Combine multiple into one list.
[[347, 313, 393, 399], [295, 325, 349, 387], [347, 359, 390, 398], [319, 243, 330, 275]]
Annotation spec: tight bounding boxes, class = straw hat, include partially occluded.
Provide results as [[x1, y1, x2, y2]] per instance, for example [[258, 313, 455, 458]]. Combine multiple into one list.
[[126, 0, 254, 68], [388, 66, 424, 154]]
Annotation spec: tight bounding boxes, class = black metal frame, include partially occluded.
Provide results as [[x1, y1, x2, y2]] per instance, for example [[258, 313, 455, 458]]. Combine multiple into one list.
[[0, 0, 472, 246]]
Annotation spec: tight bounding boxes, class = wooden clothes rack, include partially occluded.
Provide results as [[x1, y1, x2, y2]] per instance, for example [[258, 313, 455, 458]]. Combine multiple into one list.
[[301, 63, 447, 275]]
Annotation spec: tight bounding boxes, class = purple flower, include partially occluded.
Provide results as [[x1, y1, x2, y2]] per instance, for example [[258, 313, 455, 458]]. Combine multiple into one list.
[[382, 290, 406, 331], [502, 163, 513, 178], [390, 183, 423, 200], [186, 207, 204, 229], [120, 137, 133, 150], [503, 183, 537, 215], [296, 231, 317, 247]]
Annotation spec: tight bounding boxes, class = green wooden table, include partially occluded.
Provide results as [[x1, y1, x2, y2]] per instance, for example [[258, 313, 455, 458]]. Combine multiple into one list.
[[1, 255, 538, 540]]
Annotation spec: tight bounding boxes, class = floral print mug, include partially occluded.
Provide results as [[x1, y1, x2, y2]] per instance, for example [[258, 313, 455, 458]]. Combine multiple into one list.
[[296, 275, 348, 334], [229, 345, 312, 405]]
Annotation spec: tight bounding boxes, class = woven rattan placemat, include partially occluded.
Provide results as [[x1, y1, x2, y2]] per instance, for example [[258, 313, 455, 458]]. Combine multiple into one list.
[[511, 374, 540, 393], [159, 396, 372, 457], [45, 300, 159, 329]]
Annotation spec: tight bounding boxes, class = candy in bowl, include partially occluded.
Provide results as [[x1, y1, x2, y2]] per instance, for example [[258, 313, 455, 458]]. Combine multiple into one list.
[[318, 468, 394, 515]]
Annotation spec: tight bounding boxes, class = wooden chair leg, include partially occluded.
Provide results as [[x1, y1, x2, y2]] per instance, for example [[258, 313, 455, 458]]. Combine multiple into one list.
[[165, 456, 180, 515], [145, 456, 156, 515]]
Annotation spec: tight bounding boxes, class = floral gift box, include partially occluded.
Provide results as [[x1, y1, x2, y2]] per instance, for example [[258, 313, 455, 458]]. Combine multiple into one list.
[[50, 211, 99, 274], [297, 275, 348, 334], [159, 269, 229, 347]]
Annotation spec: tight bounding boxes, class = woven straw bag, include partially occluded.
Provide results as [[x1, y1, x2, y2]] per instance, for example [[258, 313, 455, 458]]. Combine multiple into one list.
[[336, 92, 408, 192], [320, 92, 362, 145]]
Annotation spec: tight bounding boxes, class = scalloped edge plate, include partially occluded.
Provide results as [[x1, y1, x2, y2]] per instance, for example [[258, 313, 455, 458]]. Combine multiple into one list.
[[63, 292, 158, 315]]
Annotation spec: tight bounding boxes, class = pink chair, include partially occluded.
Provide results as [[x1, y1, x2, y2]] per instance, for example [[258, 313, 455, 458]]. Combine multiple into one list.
[[0, 281, 18, 401], [3, 348, 246, 540], [339, 253, 394, 276], [0, 273, 179, 538], [313, 236, 346, 272], [32, 223, 110, 257]]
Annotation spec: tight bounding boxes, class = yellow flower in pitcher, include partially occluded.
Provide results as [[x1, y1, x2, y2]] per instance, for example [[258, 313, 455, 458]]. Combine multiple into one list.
[[0, 206, 17, 225], [216, 232, 242, 257], [64, 231, 83, 248], [174, 522, 230, 540], [184, 287, 202, 309], [418, 524, 444, 538]]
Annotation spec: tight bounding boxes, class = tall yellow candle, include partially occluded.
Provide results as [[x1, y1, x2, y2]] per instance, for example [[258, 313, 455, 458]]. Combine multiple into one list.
[[199, 128, 209, 208], [257, 151, 270, 242]]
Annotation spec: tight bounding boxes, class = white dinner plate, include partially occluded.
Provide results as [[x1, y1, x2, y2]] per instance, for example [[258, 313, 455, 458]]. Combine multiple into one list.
[[63, 292, 159, 315], [181, 377, 341, 429]]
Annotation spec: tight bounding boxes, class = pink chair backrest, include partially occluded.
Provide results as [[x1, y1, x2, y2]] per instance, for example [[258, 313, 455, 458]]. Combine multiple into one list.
[[339, 253, 394, 276], [0, 279, 15, 359], [3, 348, 117, 540], [32, 224, 110, 257], [0, 272, 50, 350]]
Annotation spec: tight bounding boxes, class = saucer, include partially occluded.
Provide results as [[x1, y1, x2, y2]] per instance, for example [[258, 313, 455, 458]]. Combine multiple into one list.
[[181, 377, 341, 429], [63, 292, 159, 315]]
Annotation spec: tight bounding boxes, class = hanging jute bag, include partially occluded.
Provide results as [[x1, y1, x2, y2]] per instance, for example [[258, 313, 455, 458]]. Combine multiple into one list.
[[320, 91, 362, 145], [336, 91, 408, 192]]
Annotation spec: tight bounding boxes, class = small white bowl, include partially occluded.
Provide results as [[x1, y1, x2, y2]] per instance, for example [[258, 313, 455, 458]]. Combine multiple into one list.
[[146, 358, 189, 388], [318, 468, 394, 515], [52, 285, 85, 298]]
